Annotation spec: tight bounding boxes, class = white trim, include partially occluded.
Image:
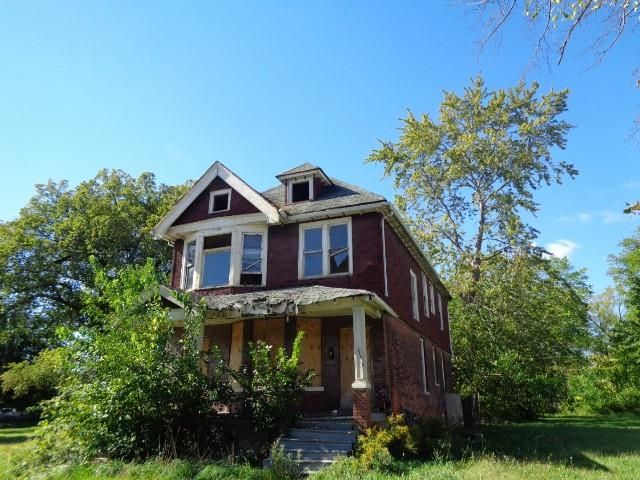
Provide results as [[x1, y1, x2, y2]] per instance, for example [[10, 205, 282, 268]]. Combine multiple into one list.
[[421, 273, 429, 317], [287, 176, 314, 203], [438, 291, 444, 330], [420, 338, 429, 394], [382, 217, 388, 297], [433, 347, 440, 386], [208, 188, 231, 213], [153, 161, 281, 240], [410, 269, 419, 321], [440, 350, 447, 393], [166, 213, 268, 238], [181, 239, 197, 290], [298, 217, 353, 279], [239, 231, 267, 286], [351, 304, 370, 389], [429, 280, 435, 315]]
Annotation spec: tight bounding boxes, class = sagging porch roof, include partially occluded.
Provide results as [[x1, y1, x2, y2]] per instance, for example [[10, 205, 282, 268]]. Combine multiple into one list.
[[159, 284, 397, 323]]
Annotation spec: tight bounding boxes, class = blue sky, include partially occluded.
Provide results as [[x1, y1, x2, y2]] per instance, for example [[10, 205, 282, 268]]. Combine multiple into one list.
[[0, 2, 637, 293]]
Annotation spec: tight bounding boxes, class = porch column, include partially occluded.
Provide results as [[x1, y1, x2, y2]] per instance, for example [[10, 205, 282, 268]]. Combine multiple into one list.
[[352, 304, 372, 428]]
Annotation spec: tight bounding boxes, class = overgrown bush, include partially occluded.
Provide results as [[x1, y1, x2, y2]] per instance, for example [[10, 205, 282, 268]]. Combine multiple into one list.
[[35, 260, 231, 463], [228, 332, 313, 437], [267, 442, 303, 480]]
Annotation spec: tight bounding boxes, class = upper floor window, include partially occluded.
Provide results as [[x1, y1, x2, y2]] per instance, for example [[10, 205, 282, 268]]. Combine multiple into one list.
[[183, 240, 196, 290], [420, 338, 430, 394], [410, 270, 419, 321], [241, 233, 263, 286], [181, 226, 267, 290], [299, 218, 352, 279], [202, 234, 232, 287], [291, 181, 310, 202], [422, 273, 429, 317], [209, 189, 231, 213], [429, 280, 435, 315], [433, 348, 440, 386], [438, 291, 444, 330]]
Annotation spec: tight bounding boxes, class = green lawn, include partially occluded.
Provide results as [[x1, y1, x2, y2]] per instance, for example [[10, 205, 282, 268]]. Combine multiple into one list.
[[2, 415, 640, 479]]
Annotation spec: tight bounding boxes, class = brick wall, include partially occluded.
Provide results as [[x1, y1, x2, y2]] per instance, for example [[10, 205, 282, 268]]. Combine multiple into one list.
[[383, 315, 447, 420]]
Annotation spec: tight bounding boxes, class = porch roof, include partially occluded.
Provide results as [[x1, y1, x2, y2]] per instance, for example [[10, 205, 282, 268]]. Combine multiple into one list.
[[160, 284, 397, 322]]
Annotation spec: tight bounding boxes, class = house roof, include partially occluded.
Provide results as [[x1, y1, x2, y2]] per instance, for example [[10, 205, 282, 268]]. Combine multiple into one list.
[[276, 162, 321, 177], [262, 177, 386, 217], [275, 162, 333, 186], [159, 284, 397, 319]]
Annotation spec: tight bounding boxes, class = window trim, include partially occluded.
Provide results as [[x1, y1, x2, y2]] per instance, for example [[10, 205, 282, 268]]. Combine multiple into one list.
[[440, 350, 447, 393], [181, 239, 197, 290], [287, 176, 314, 203], [180, 224, 268, 291], [433, 348, 440, 386], [298, 218, 353, 279], [410, 269, 419, 321], [240, 232, 265, 285], [208, 188, 232, 214], [438, 291, 444, 330], [420, 338, 430, 394], [429, 280, 435, 315], [201, 241, 232, 288], [422, 273, 429, 317]]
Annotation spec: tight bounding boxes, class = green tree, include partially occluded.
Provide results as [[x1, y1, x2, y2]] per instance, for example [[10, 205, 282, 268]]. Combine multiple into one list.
[[451, 255, 590, 421], [0, 170, 188, 367], [368, 75, 575, 295], [588, 287, 624, 356]]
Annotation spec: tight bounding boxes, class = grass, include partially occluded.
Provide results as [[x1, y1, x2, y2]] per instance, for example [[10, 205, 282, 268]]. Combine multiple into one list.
[[1, 415, 640, 479]]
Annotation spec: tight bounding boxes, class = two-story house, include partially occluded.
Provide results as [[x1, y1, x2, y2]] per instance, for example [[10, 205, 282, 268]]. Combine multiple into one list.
[[153, 162, 457, 428]]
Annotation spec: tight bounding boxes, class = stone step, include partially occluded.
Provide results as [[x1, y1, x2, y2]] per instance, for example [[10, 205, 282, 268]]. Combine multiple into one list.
[[283, 448, 348, 461], [286, 428, 356, 442], [278, 438, 353, 453], [296, 419, 354, 431]]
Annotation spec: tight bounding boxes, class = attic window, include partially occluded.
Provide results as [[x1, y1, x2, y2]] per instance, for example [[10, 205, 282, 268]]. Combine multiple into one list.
[[291, 181, 310, 202], [209, 189, 231, 213]]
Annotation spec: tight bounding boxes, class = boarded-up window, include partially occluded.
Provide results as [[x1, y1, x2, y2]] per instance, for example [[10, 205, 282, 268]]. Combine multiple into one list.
[[253, 318, 285, 358]]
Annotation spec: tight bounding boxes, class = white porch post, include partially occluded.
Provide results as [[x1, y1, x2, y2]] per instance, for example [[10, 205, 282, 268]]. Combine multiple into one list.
[[351, 304, 370, 389]]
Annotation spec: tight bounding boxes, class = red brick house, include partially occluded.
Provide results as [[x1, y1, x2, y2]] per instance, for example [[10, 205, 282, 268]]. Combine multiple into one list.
[[153, 161, 459, 429]]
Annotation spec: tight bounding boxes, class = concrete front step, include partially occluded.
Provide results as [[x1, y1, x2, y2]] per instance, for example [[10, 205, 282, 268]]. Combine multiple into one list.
[[279, 438, 353, 453], [282, 449, 348, 461], [296, 419, 354, 431], [286, 428, 356, 441]]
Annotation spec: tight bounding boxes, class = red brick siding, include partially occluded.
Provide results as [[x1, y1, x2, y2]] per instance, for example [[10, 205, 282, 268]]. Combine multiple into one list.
[[266, 212, 385, 293], [383, 315, 447, 419], [353, 389, 372, 429], [172, 177, 260, 226], [383, 220, 450, 352]]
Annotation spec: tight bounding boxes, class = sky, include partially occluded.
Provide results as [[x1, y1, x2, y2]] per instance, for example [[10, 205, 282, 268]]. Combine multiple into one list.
[[0, 1, 637, 293]]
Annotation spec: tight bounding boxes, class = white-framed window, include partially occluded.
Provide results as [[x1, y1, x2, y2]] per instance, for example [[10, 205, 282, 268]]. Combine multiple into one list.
[[240, 233, 263, 286], [287, 177, 314, 203], [410, 269, 419, 321], [438, 291, 444, 330], [201, 234, 232, 288], [180, 224, 268, 290], [429, 280, 435, 315], [182, 240, 196, 289], [298, 218, 352, 279], [422, 273, 429, 317], [440, 350, 447, 393], [433, 348, 440, 386], [208, 188, 231, 213], [420, 338, 430, 394]]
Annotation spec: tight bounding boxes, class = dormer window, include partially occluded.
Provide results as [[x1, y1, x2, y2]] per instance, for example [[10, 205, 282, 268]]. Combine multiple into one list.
[[209, 189, 231, 213], [291, 181, 311, 202]]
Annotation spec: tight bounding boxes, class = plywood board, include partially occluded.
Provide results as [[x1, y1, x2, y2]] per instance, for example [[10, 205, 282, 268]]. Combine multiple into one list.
[[297, 318, 322, 387], [339, 328, 354, 410], [229, 321, 244, 370], [253, 317, 285, 357]]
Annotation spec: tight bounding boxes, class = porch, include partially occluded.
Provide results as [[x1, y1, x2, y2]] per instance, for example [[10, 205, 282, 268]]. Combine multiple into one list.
[[161, 285, 397, 428]]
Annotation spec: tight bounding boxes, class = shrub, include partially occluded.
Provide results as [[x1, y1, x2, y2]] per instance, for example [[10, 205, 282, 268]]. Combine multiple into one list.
[[267, 442, 303, 480], [356, 414, 417, 470], [35, 260, 232, 463], [228, 332, 313, 437]]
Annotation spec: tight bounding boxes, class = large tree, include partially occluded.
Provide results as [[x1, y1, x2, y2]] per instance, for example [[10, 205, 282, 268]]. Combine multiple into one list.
[[368, 75, 576, 295], [0, 170, 188, 367]]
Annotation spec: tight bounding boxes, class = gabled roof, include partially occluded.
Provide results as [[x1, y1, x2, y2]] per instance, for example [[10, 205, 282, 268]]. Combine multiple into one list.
[[262, 178, 386, 217], [152, 161, 281, 240], [275, 162, 332, 185]]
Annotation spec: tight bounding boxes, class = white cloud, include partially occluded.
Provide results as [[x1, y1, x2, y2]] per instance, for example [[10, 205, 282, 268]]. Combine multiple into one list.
[[556, 212, 593, 224], [545, 239, 580, 259]]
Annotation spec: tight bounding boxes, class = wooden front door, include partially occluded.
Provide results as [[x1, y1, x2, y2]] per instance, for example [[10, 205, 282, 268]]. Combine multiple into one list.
[[323, 330, 340, 410], [339, 328, 354, 411]]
